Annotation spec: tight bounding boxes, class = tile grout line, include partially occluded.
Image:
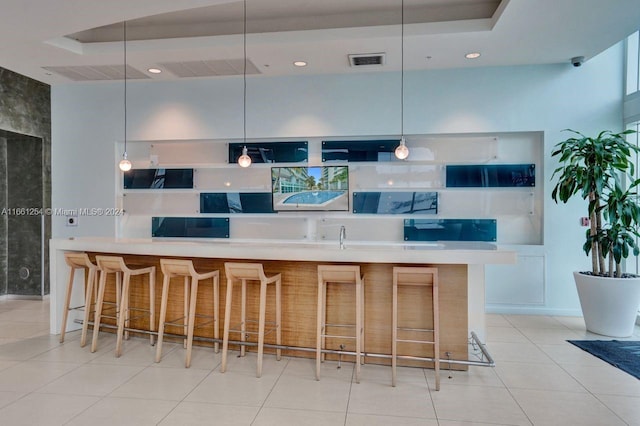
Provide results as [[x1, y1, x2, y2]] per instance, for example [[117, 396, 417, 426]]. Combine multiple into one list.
[[342, 361, 356, 426], [249, 356, 290, 426], [64, 338, 162, 424], [530, 335, 632, 426], [423, 367, 440, 424], [1, 331, 102, 424], [488, 314, 536, 426], [511, 316, 631, 426], [153, 354, 222, 425]]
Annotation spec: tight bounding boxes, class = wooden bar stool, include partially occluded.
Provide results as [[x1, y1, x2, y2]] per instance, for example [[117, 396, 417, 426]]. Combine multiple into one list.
[[90, 256, 156, 356], [316, 264, 365, 383], [155, 259, 220, 368], [392, 266, 440, 390], [221, 262, 282, 378], [60, 252, 99, 346]]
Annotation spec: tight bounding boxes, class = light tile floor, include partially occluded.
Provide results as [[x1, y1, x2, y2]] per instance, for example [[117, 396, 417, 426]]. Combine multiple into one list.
[[0, 299, 638, 425]]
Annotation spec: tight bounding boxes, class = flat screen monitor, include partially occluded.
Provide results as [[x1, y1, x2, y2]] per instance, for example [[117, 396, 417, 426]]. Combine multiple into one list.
[[271, 166, 349, 211]]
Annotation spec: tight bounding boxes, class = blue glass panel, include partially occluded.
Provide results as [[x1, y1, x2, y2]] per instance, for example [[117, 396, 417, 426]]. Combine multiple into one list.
[[322, 140, 400, 162], [238, 193, 275, 213], [200, 193, 274, 213], [199, 193, 230, 213], [152, 217, 229, 238], [446, 164, 535, 187], [228, 141, 308, 164], [352, 192, 437, 214], [124, 168, 193, 189], [404, 219, 497, 242]]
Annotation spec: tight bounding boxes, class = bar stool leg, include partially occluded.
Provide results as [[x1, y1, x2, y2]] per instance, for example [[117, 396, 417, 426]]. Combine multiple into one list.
[[155, 274, 171, 363], [355, 277, 362, 384], [183, 276, 189, 349], [59, 267, 76, 343], [433, 279, 440, 391], [149, 268, 156, 346], [240, 279, 247, 358], [80, 267, 97, 347], [315, 278, 323, 381], [256, 280, 268, 378], [185, 277, 199, 368], [361, 277, 366, 366], [275, 277, 282, 361], [91, 270, 108, 353], [221, 277, 234, 373], [116, 272, 131, 357], [213, 274, 220, 353], [392, 274, 398, 387], [321, 278, 327, 362]]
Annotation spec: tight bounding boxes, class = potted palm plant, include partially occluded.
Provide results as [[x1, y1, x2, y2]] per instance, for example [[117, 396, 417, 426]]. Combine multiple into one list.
[[551, 129, 640, 337]]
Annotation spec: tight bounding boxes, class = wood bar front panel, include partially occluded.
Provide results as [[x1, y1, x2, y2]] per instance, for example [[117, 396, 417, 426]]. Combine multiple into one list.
[[88, 253, 468, 370]]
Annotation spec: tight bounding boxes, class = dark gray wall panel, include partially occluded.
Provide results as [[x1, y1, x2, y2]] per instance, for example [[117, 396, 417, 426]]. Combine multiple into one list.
[[6, 137, 43, 295], [0, 67, 50, 296]]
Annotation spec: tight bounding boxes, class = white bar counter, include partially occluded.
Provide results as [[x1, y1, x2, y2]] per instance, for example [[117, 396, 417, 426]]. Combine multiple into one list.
[[50, 237, 516, 344]]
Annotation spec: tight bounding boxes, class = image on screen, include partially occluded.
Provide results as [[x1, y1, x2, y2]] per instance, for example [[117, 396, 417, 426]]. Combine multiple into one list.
[[271, 166, 349, 211]]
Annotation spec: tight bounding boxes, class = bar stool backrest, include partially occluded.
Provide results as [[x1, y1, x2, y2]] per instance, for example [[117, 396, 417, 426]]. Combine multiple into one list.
[[225, 262, 267, 281], [394, 267, 437, 286], [64, 252, 97, 270], [95, 255, 127, 273], [318, 264, 361, 283], [160, 258, 196, 278]]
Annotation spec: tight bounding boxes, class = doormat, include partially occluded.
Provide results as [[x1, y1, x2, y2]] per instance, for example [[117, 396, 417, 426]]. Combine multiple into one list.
[[567, 340, 640, 380]]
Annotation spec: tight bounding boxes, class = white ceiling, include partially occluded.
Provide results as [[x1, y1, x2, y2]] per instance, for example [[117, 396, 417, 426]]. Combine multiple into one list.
[[1, 0, 640, 85]]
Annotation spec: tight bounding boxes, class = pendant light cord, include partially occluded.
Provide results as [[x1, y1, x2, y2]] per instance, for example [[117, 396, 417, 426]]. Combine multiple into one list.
[[400, 0, 404, 138], [243, 0, 247, 145], [123, 21, 127, 155]]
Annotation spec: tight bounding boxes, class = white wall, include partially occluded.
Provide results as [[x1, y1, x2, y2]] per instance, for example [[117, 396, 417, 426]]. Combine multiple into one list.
[[52, 43, 625, 316]]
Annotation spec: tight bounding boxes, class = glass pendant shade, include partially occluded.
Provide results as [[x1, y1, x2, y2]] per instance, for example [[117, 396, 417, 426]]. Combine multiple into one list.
[[395, 138, 409, 160], [238, 146, 252, 168], [119, 153, 132, 171]]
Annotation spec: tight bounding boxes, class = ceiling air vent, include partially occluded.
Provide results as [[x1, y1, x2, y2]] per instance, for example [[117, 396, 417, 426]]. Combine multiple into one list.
[[158, 58, 261, 78], [42, 65, 149, 81], [348, 53, 386, 67]]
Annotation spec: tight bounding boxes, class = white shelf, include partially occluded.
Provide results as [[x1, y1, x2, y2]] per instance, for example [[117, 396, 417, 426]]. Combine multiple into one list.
[[116, 133, 543, 245]]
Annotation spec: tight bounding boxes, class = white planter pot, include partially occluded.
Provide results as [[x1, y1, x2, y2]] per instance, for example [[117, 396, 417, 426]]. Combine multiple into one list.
[[574, 271, 640, 338]]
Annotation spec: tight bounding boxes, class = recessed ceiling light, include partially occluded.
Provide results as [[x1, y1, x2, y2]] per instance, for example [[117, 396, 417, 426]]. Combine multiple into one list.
[[293, 61, 308, 67], [148, 68, 162, 74], [465, 52, 481, 59]]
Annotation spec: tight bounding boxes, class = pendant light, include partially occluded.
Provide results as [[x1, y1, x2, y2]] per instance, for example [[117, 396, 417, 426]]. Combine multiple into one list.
[[118, 21, 132, 172], [238, 146, 251, 168], [394, 0, 409, 160], [237, 0, 251, 168]]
